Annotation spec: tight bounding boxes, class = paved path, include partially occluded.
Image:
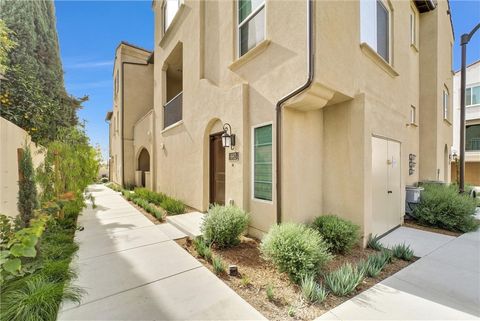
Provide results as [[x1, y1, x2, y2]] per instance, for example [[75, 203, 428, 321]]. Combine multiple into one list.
[[58, 184, 265, 320], [317, 227, 480, 320]]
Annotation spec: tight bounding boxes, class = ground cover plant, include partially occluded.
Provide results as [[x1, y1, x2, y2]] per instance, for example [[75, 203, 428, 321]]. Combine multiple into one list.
[[391, 243, 414, 261], [201, 204, 249, 248], [367, 234, 383, 251], [311, 215, 360, 254], [300, 275, 328, 303], [260, 223, 332, 283], [324, 263, 365, 297], [413, 183, 479, 232]]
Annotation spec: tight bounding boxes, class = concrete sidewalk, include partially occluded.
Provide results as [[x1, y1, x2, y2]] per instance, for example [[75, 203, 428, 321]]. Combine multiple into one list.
[[317, 227, 480, 320], [58, 184, 265, 320]]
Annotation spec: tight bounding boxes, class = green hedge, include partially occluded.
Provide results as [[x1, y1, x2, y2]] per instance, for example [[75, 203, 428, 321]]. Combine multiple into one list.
[[311, 215, 360, 254], [201, 205, 249, 248]]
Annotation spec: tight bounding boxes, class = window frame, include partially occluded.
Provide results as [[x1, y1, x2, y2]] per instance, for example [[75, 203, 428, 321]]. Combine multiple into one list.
[[237, 0, 266, 58], [251, 121, 274, 203], [466, 85, 480, 107], [410, 105, 416, 125], [162, 0, 180, 34], [360, 0, 392, 64], [443, 86, 449, 121], [409, 6, 417, 47]]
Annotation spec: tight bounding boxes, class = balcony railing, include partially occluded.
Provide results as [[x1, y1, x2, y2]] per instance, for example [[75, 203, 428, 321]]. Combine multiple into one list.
[[163, 92, 182, 128]]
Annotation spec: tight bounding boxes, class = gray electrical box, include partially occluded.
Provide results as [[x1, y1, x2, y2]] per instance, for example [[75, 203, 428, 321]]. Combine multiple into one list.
[[405, 186, 424, 216]]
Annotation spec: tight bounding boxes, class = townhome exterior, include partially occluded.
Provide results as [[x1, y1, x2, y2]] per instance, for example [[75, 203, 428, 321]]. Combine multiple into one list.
[[452, 59, 480, 186], [106, 42, 155, 189], [109, 0, 454, 240]]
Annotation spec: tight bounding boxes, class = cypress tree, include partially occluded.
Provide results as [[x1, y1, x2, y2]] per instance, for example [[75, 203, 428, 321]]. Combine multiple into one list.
[[17, 145, 38, 227]]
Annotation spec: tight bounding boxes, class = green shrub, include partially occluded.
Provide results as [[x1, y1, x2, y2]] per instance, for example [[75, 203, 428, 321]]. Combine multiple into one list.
[[301, 275, 328, 303], [39, 259, 76, 283], [134, 188, 166, 205], [212, 256, 226, 274], [40, 239, 78, 261], [266, 284, 275, 301], [17, 146, 38, 228], [193, 237, 207, 257], [160, 197, 185, 215], [131, 197, 165, 221], [261, 223, 332, 283], [380, 249, 393, 264], [367, 234, 383, 251], [358, 252, 388, 278], [311, 215, 360, 254], [0, 276, 83, 321], [324, 263, 365, 296], [201, 205, 249, 248], [391, 243, 414, 261], [413, 184, 479, 232]]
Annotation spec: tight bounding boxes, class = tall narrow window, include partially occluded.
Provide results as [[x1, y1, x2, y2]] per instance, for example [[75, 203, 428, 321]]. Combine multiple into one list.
[[361, 0, 391, 63], [410, 9, 416, 46], [443, 87, 449, 120], [238, 0, 265, 57], [253, 124, 272, 201], [410, 105, 416, 124], [163, 0, 180, 32]]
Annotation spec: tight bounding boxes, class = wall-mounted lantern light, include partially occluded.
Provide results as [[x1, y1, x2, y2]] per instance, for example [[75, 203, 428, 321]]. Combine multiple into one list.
[[221, 123, 236, 150]]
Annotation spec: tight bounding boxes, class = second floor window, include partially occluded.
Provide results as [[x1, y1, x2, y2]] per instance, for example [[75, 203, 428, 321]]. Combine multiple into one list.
[[361, 0, 391, 63], [466, 124, 480, 151], [410, 8, 417, 46], [238, 0, 265, 57], [443, 87, 449, 120], [466, 85, 480, 107], [163, 0, 180, 32]]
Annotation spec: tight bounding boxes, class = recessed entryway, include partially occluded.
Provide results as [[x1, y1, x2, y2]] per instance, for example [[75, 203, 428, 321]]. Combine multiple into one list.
[[137, 148, 150, 187], [371, 136, 401, 236], [210, 132, 225, 205]]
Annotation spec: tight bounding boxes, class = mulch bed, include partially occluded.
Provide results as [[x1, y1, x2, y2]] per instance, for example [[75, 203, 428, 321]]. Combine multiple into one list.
[[180, 237, 415, 321], [403, 218, 462, 237]]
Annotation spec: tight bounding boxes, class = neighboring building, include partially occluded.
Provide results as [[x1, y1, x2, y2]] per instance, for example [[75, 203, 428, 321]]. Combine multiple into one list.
[[0, 117, 44, 217], [452, 60, 480, 186], [109, 0, 454, 240], [106, 42, 154, 189]]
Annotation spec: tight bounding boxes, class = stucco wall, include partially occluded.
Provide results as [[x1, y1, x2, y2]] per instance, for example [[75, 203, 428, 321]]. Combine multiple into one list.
[[0, 117, 44, 218]]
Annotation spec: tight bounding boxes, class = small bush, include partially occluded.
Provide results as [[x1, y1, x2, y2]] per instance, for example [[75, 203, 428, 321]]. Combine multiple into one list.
[[193, 237, 207, 257], [203, 247, 213, 262], [324, 263, 365, 296], [212, 256, 226, 274], [160, 197, 185, 215], [261, 223, 332, 283], [367, 234, 383, 251], [391, 243, 414, 261], [134, 188, 166, 205], [39, 260, 76, 283], [301, 275, 328, 303], [413, 184, 479, 232], [131, 197, 165, 221], [311, 215, 360, 254], [201, 205, 249, 248], [241, 275, 251, 287], [266, 284, 275, 301], [0, 276, 83, 321], [17, 146, 38, 227], [380, 249, 393, 264], [358, 252, 388, 278]]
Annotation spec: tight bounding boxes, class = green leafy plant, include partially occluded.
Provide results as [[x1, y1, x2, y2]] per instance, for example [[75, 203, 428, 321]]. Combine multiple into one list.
[[380, 249, 393, 264], [358, 252, 389, 278], [324, 263, 365, 296], [203, 247, 213, 262], [160, 197, 185, 215], [241, 275, 251, 287], [266, 284, 275, 301], [261, 223, 332, 283], [201, 204, 249, 248], [17, 145, 38, 227], [131, 197, 165, 221], [311, 215, 360, 254], [134, 188, 166, 205], [0, 276, 83, 321], [39, 259, 76, 283], [413, 183, 479, 232], [212, 256, 226, 275], [391, 243, 414, 261], [287, 306, 296, 317], [193, 237, 207, 257], [0, 214, 15, 245], [367, 234, 383, 251], [300, 274, 328, 303]]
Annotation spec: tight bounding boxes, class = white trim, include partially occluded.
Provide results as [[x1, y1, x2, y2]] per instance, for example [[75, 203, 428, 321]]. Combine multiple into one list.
[[251, 121, 274, 204], [236, 0, 266, 58], [161, 120, 184, 134]]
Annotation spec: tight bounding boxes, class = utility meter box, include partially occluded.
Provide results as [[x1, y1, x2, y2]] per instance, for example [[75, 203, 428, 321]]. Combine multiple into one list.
[[405, 186, 424, 215]]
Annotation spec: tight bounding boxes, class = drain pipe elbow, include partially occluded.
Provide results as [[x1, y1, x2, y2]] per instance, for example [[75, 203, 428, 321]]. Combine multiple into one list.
[[275, 0, 315, 224]]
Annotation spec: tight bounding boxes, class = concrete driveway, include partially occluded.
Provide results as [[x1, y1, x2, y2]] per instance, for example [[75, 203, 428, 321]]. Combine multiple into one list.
[[58, 184, 265, 320], [317, 227, 480, 320]]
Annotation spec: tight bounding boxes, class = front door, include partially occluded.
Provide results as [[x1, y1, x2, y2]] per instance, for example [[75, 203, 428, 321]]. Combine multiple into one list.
[[210, 133, 225, 205], [372, 137, 401, 236]]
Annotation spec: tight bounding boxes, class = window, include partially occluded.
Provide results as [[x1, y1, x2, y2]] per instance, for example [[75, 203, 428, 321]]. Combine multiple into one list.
[[238, 0, 265, 57], [466, 124, 480, 151], [410, 105, 416, 124], [443, 87, 449, 120], [466, 85, 480, 107], [410, 8, 416, 46], [361, 0, 391, 63], [163, 0, 180, 32], [253, 124, 272, 201]]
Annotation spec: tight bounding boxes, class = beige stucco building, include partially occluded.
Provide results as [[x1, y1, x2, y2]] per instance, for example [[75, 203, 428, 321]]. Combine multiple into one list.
[[108, 0, 454, 240]]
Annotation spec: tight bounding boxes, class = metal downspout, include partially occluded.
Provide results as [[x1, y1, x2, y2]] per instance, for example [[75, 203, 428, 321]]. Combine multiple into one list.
[[275, 0, 315, 224]]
